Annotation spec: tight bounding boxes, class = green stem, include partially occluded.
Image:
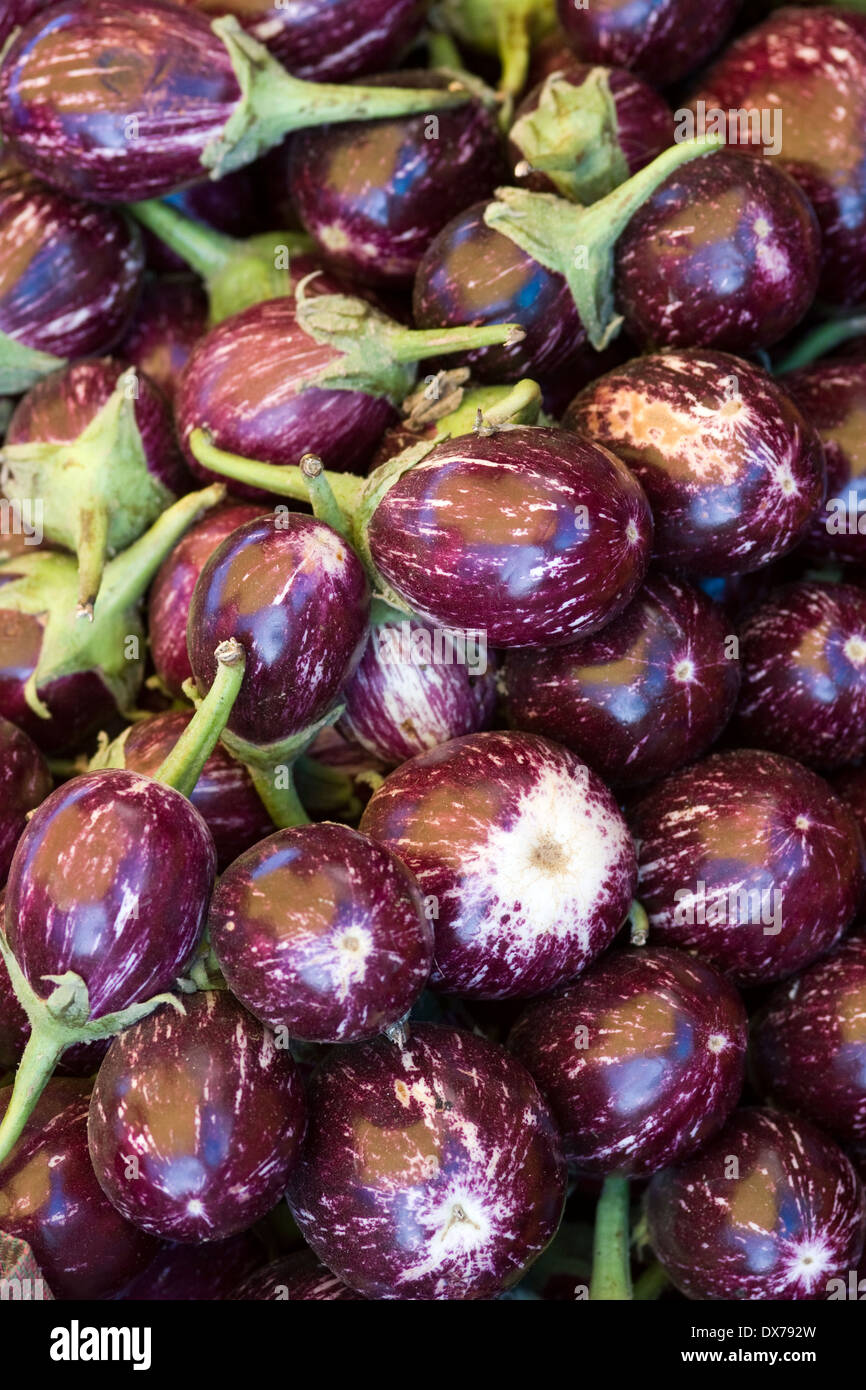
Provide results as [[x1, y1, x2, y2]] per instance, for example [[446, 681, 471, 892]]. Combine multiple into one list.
[[245, 761, 309, 829], [188, 430, 365, 514], [75, 502, 110, 620], [298, 454, 353, 538], [633, 1261, 669, 1301], [629, 900, 649, 946], [154, 639, 245, 797], [129, 200, 236, 278], [0, 1025, 65, 1165], [294, 756, 365, 821], [387, 321, 525, 364], [96, 483, 226, 619], [427, 30, 465, 69], [589, 1175, 633, 1301], [775, 314, 866, 374], [203, 17, 472, 179]]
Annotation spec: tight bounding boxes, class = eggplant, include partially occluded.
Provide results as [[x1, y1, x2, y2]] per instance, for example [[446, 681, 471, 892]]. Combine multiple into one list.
[[691, 6, 866, 306], [557, 0, 742, 85], [233, 1250, 362, 1301], [0, 167, 145, 395], [0, 716, 51, 885], [782, 359, 866, 567], [119, 276, 209, 404], [0, 0, 475, 203]]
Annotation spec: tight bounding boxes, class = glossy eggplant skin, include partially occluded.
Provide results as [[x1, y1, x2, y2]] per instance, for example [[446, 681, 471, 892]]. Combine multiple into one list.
[[502, 572, 740, 789], [691, 7, 866, 306], [557, 0, 741, 85], [6, 769, 216, 1017], [366, 427, 653, 648], [733, 581, 866, 771], [0, 1083, 160, 1300], [88, 991, 307, 1243], [286, 73, 505, 289], [360, 730, 637, 1000], [177, 295, 398, 495], [783, 361, 866, 566], [148, 501, 265, 699], [176, 0, 426, 81], [208, 822, 433, 1043], [0, 714, 52, 883], [509, 946, 747, 1176], [232, 1249, 362, 1301], [286, 1023, 566, 1301], [751, 933, 866, 1146], [0, 0, 56, 47], [614, 152, 821, 354], [119, 711, 275, 871], [187, 513, 370, 746], [119, 276, 208, 404], [412, 201, 588, 389], [646, 1108, 866, 1300], [564, 349, 826, 577], [0, 167, 144, 359], [0, 0, 241, 202], [0, 607, 120, 755], [630, 748, 866, 987]]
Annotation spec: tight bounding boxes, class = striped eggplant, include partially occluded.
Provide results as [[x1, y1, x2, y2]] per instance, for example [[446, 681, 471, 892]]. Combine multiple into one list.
[[3, 358, 190, 615], [208, 822, 433, 1043], [502, 572, 740, 788], [783, 360, 866, 567], [0, 716, 51, 885], [733, 581, 866, 771], [614, 152, 822, 354], [564, 349, 826, 577], [646, 1109, 866, 1300], [233, 1250, 362, 1301], [286, 1024, 566, 1300], [360, 730, 637, 999], [691, 7, 866, 306], [0, 1081, 160, 1300], [0, 167, 144, 395], [509, 946, 747, 1175], [88, 990, 307, 1242], [119, 277, 209, 404], [751, 933, 866, 1147], [508, 61, 673, 204], [557, 0, 741, 84], [630, 748, 866, 986], [0, 0, 473, 203], [148, 500, 264, 698]]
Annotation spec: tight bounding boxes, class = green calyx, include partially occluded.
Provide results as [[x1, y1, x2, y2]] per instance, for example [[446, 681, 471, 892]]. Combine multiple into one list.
[[511, 68, 630, 204], [1, 367, 178, 617], [129, 199, 315, 323], [0, 929, 185, 1165], [203, 17, 473, 179], [0, 483, 225, 725], [484, 135, 722, 350], [436, 0, 557, 98], [218, 706, 350, 829], [0, 328, 66, 397]]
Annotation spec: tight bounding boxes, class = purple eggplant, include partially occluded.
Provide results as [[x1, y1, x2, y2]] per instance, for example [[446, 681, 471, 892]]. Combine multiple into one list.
[[103, 711, 275, 871], [509, 946, 747, 1175], [119, 276, 209, 405], [502, 572, 740, 788], [614, 151, 821, 354], [646, 1108, 866, 1300], [557, 0, 741, 84], [509, 61, 673, 204], [691, 7, 866, 306], [0, 166, 144, 393], [0, 1081, 159, 1299], [4, 358, 190, 615], [630, 748, 866, 986], [148, 500, 265, 698], [116, 1232, 262, 1301], [233, 1249, 362, 1301], [175, 0, 426, 81], [0, 0, 56, 47], [359, 730, 637, 999], [284, 72, 504, 290], [144, 163, 266, 273], [412, 137, 717, 398], [88, 990, 307, 1243], [733, 581, 866, 771], [0, 715, 51, 884], [339, 604, 497, 766], [178, 287, 525, 494], [208, 822, 433, 1042], [0, 1, 475, 203], [0, 483, 225, 753], [782, 360, 866, 567], [835, 764, 866, 848], [363, 427, 652, 648], [564, 349, 825, 577], [751, 933, 866, 1147], [286, 1023, 566, 1300]]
